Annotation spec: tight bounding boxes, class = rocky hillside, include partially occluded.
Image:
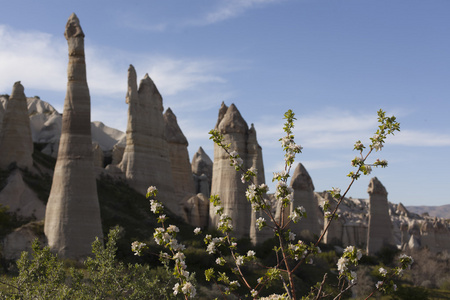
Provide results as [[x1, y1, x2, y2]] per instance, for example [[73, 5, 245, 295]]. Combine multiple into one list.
[[0, 95, 126, 160], [406, 204, 450, 219]]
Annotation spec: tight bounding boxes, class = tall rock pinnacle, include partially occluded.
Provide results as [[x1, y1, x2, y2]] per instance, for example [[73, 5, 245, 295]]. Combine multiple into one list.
[[366, 177, 395, 255], [119, 65, 177, 213], [164, 107, 195, 201], [0, 81, 33, 169], [44, 13, 103, 259], [192, 147, 213, 197], [210, 103, 266, 240], [289, 163, 321, 240]]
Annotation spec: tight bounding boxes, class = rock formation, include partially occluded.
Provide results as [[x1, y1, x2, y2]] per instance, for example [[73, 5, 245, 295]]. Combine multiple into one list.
[[44, 13, 103, 259], [366, 177, 395, 255], [322, 192, 342, 245], [2, 221, 46, 260], [289, 163, 321, 240], [116, 65, 177, 213], [248, 124, 272, 244], [0, 169, 45, 219], [92, 143, 104, 168], [210, 103, 266, 239], [0, 82, 34, 170], [164, 108, 195, 201], [191, 147, 213, 197], [182, 193, 209, 228]]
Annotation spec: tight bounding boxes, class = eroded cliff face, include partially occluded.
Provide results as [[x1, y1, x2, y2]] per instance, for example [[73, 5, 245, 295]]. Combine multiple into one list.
[[0, 82, 33, 170], [44, 13, 103, 259], [117, 65, 177, 213]]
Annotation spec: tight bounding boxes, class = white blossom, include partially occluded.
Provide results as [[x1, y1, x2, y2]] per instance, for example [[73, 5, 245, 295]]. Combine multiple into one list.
[[256, 217, 266, 228], [207, 242, 217, 254], [344, 246, 355, 254], [147, 186, 157, 195], [379, 267, 387, 276], [247, 250, 256, 258], [149, 200, 162, 214], [350, 271, 357, 284], [235, 255, 244, 266], [131, 241, 146, 255], [182, 281, 196, 298], [173, 252, 185, 262], [337, 257, 348, 273], [241, 174, 246, 183], [288, 231, 296, 241], [167, 225, 179, 233], [246, 184, 257, 199], [173, 283, 180, 295], [375, 281, 383, 289], [356, 250, 363, 260], [216, 257, 225, 265], [332, 187, 341, 195], [193, 227, 201, 235]]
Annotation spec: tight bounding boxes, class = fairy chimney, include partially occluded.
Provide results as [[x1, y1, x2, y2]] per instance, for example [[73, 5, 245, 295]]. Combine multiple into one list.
[[248, 124, 272, 244], [289, 163, 321, 240], [366, 177, 395, 255], [0, 82, 33, 170], [191, 147, 213, 197], [44, 13, 103, 259], [164, 108, 196, 201], [118, 65, 177, 213], [210, 104, 252, 238]]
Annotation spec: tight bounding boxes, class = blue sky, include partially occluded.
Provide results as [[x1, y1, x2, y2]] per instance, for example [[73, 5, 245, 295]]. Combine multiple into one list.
[[1, 0, 449, 206]]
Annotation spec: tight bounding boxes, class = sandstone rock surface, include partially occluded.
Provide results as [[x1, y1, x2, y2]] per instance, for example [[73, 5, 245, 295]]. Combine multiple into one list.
[[44, 13, 103, 259], [2, 221, 46, 260], [210, 103, 266, 240], [366, 177, 395, 255], [0, 82, 33, 170], [117, 65, 177, 213], [289, 163, 321, 240], [164, 108, 195, 201], [0, 169, 45, 220], [192, 147, 213, 197]]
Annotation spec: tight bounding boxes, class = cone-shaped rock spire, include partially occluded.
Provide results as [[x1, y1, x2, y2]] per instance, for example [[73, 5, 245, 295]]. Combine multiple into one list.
[[44, 13, 103, 259], [211, 103, 266, 240], [192, 147, 213, 197], [0, 82, 33, 169], [248, 124, 272, 244], [366, 177, 395, 255], [214, 102, 228, 129], [192, 147, 213, 179], [164, 108, 195, 201], [289, 163, 321, 240], [119, 65, 177, 213]]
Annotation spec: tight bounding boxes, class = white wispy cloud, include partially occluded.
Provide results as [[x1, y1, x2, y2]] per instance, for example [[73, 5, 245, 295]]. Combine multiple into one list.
[[0, 25, 233, 101], [254, 109, 377, 149], [205, 0, 281, 24], [253, 109, 450, 150], [0, 25, 67, 93], [390, 130, 450, 147], [186, 0, 283, 26]]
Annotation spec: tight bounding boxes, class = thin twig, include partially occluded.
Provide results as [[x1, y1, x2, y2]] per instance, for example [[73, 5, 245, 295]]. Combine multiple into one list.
[[314, 273, 328, 300]]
